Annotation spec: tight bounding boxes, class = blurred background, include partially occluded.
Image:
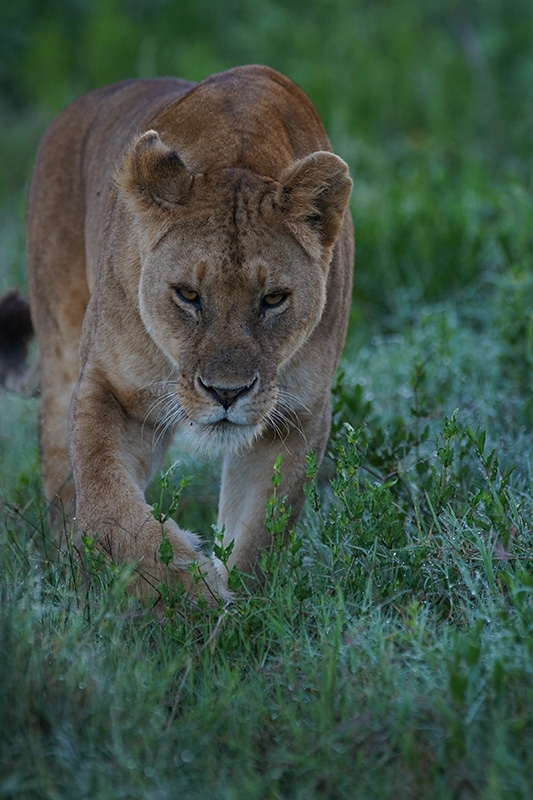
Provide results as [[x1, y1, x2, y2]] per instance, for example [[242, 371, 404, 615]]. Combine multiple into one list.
[[0, 0, 532, 327]]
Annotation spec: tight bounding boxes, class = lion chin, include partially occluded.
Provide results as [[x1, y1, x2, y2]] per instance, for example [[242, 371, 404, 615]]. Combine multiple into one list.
[[183, 418, 265, 460]]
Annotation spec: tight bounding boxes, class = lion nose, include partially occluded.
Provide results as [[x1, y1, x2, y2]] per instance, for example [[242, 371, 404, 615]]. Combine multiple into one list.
[[198, 378, 257, 410]]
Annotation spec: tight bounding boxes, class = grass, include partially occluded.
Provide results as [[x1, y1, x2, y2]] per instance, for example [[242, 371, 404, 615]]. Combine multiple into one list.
[[1, 0, 533, 797], [2, 294, 533, 798]]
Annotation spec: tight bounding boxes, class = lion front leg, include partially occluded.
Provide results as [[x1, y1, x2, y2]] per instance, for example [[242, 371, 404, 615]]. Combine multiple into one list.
[[218, 401, 331, 578], [69, 378, 229, 606]]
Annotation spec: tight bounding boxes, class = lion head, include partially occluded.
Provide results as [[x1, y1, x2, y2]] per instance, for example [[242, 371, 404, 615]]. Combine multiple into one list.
[[116, 129, 352, 456]]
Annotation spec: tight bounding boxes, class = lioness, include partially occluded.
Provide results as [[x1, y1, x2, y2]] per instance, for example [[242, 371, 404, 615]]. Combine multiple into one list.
[[0, 65, 353, 604]]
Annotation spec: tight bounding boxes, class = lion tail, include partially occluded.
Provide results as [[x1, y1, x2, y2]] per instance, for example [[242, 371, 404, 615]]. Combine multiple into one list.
[[0, 289, 40, 397]]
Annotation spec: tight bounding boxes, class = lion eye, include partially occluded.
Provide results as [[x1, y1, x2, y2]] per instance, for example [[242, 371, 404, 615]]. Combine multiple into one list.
[[176, 286, 200, 304], [262, 291, 287, 309]]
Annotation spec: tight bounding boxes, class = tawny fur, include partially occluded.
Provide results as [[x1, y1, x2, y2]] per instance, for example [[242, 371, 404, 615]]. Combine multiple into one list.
[[0, 65, 354, 607]]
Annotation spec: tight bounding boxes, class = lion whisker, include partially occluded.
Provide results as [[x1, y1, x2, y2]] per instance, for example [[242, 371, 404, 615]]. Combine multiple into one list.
[[140, 376, 178, 424], [276, 384, 313, 417], [152, 399, 187, 448], [265, 400, 308, 454], [142, 392, 176, 432], [140, 388, 187, 449]]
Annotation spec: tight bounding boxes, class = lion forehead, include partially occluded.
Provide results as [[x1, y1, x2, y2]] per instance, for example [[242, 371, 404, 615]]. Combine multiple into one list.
[[149, 175, 310, 288]]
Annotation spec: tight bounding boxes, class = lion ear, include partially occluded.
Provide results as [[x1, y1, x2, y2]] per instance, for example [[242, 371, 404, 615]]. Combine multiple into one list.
[[117, 130, 193, 211], [279, 152, 352, 252]]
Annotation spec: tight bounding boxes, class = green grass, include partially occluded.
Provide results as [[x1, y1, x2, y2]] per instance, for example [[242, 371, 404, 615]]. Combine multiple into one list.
[[2, 296, 532, 799], [1, 0, 533, 797]]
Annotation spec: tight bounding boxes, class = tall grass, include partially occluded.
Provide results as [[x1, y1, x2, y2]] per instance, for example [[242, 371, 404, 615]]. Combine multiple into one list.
[[1, 0, 533, 797]]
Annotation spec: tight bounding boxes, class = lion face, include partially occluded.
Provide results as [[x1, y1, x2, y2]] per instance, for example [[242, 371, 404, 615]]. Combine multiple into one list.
[[118, 130, 352, 455]]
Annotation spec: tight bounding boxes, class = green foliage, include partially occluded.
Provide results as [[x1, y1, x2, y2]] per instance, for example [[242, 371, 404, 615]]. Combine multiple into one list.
[[152, 463, 191, 568], [1, 410, 533, 797]]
